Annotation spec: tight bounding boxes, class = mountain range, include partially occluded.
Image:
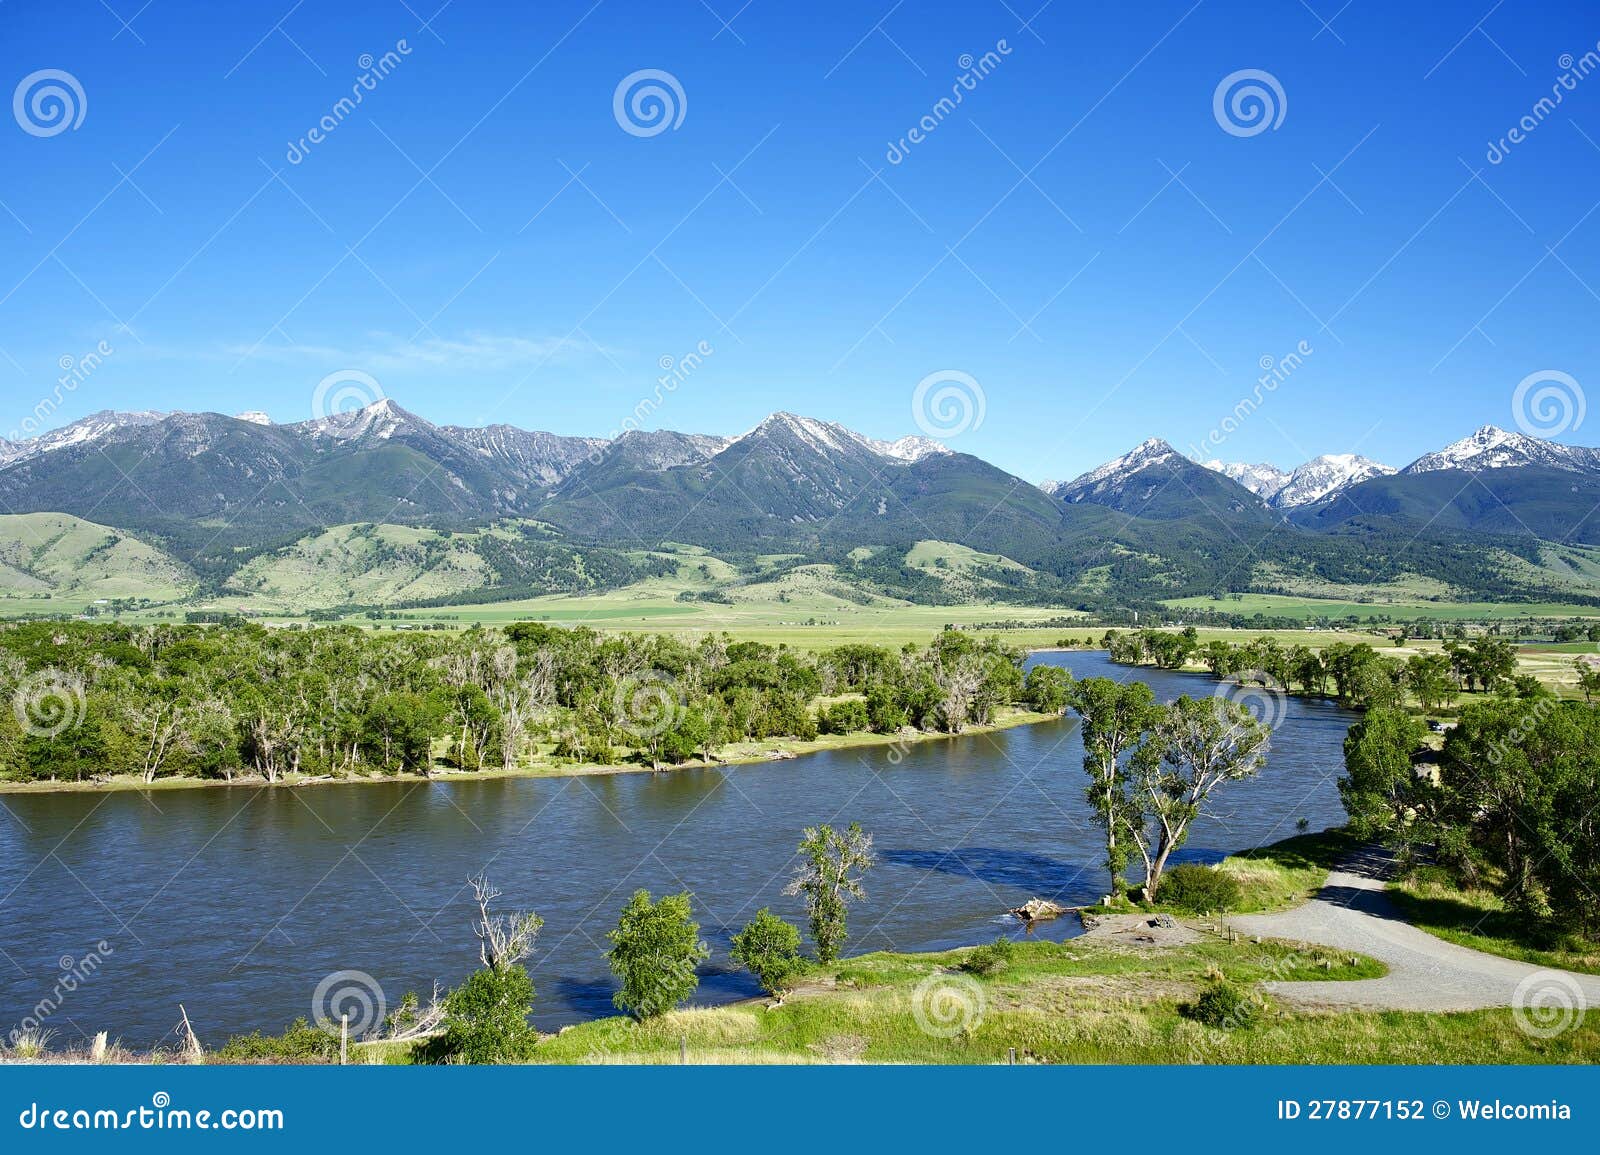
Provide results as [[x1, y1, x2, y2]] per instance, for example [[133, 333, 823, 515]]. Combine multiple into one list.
[[1, 402, 1598, 612]]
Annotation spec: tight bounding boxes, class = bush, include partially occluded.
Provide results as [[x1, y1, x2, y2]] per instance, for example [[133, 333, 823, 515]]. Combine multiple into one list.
[[1180, 980, 1257, 1029], [730, 908, 805, 996], [960, 936, 1016, 976], [606, 890, 709, 1019], [427, 965, 539, 1064], [216, 1017, 340, 1062], [1157, 864, 1242, 913], [818, 699, 870, 735]]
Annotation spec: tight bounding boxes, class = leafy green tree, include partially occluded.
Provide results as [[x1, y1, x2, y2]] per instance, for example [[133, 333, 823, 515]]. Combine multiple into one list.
[[1022, 664, 1073, 714], [1069, 678, 1159, 894], [1130, 696, 1269, 898], [605, 890, 709, 1019], [783, 822, 875, 962], [431, 965, 540, 1064], [730, 908, 804, 998], [1338, 707, 1430, 859], [1405, 653, 1455, 712]]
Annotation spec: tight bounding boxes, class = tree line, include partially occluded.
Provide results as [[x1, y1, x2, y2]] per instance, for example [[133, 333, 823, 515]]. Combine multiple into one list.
[[0, 621, 1049, 784]]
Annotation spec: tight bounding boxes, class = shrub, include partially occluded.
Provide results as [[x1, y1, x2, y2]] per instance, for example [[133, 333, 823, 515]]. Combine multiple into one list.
[[730, 908, 805, 996], [216, 1017, 340, 1062], [819, 699, 870, 735], [1158, 864, 1242, 913], [1180, 980, 1257, 1029], [428, 964, 539, 1064], [606, 890, 709, 1019], [960, 936, 1016, 976]]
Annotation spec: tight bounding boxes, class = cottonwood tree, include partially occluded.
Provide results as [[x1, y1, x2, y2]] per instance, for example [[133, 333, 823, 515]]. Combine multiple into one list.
[[1338, 707, 1431, 862], [605, 890, 709, 1019], [783, 822, 875, 962], [1069, 678, 1160, 895], [1130, 696, 1269, 899], [469, 873, 543, 971]]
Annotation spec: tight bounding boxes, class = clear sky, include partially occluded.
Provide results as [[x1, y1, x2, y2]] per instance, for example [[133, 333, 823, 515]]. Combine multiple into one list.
[[2, 0, 1599, 481]]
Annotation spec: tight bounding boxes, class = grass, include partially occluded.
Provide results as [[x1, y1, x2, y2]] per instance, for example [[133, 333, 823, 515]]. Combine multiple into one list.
[[1165, 590, 1600, 621], [362, 936, 1598, 1065], [1212, 828, 1361, 912], [1388, 867, 1600, 976]]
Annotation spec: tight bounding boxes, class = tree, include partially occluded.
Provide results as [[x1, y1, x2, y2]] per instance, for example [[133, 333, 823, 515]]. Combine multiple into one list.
[[1130, 696, 1269, 898], [730, 908, 804, 999], [605, 890, 709, 1019], [783, 822, 875, 962], [1405, 653, 1455, 712], [469, 874, 542, 971], [1022, 664, 1073, 714], [1069, 678, 1159, 894], [1338, 707, 1430, 859], [1573, 659, 1600, 703], [432, 966, 540, 1064]]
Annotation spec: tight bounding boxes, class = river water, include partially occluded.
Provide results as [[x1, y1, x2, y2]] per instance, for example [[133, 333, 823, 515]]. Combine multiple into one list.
[[0, 652, 1355, 1046]]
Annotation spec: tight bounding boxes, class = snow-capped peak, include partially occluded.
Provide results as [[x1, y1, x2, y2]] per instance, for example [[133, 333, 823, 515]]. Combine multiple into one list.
[[1270, 454, 1395, 508], [1202, 460, 1291, 499], [740, 412, 950, 464], [1060, 438, 1181, 494], [234, 410, 273, 426], [867, 434, 951, 463], [300, 398, 428, 442], [0, 409, 167, 466], [1402, 425, 1600, 475]]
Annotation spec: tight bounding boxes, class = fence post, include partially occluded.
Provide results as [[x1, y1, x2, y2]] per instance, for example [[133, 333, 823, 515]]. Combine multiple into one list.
[[679, 1035, 687, 1065], [1008, 1047, 1016, 1066], [341, 1014, 348, 1066]]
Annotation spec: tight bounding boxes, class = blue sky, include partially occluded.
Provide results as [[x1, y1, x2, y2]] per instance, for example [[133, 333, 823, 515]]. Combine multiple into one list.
[[2, 0, 1599, 481]]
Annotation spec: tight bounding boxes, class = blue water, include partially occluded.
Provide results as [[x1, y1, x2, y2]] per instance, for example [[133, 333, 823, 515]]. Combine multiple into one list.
[[0, 652, 1355, 1045]]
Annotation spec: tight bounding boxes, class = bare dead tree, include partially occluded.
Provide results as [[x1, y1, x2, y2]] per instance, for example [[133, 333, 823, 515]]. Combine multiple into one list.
[[469, 874, 543, 971]]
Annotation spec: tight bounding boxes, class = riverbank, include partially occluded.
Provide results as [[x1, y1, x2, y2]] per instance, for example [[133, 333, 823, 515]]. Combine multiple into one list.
[[0, 706, 1063, 796]]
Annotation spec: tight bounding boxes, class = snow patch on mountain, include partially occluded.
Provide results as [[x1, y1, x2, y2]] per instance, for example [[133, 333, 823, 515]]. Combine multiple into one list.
[[1402, 425, 1600, 475], [1058, 438, 1181, 498], [1202, 460, 1290, 499], [1271, 454, 1395, 507]]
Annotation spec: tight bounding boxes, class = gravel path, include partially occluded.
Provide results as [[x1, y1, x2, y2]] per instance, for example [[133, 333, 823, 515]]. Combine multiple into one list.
[[1230, 846, 1600, 1012]]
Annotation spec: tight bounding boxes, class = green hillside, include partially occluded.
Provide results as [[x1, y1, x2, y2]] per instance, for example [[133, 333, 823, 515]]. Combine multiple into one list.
[[0, 512, 195, 611]]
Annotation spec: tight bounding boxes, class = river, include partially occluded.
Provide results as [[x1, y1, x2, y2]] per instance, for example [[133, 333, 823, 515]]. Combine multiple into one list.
[[0, 652, 1356, 1046]]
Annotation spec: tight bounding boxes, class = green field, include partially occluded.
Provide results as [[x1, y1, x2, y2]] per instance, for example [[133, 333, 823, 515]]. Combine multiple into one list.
[[1167, 591, 1600, 621]]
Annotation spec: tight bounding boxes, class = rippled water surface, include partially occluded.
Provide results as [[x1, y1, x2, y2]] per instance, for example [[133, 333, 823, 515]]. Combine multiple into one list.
[[0, 652, 1355, 1045]]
